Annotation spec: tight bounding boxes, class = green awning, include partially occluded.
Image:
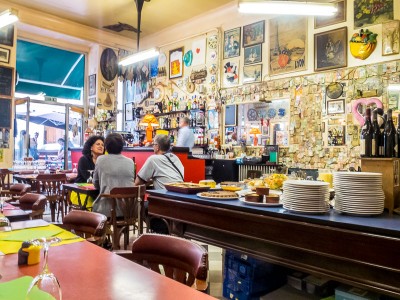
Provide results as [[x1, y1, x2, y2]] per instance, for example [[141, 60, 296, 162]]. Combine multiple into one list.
[[16, 40, 85, 100]]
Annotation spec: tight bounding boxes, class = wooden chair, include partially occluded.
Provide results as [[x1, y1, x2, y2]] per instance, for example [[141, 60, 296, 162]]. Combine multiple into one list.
[[35, 173, 67, 222], [0, 169, 31, 200], [99, 185, 146, 250], [121, 234, 208, 291], [18, 193, 47, 219], [61, 210, 107, 246]]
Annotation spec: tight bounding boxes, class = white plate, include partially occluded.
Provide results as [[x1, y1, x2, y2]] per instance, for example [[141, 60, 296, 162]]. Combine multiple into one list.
[[284, 180, 329, 187], [240, 198, 282, 207], [333, 172, 382, 177]]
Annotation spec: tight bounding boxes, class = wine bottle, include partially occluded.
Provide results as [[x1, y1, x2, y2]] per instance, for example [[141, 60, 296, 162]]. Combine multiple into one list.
[[384, 109, 396, 157], [396, 114, 400, 158], [360, 108, 373, 157], [372, 110, 383, 157]]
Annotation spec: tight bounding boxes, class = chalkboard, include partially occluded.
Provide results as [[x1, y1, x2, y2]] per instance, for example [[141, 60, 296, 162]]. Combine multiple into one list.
[[0, 98, 11, 128], [224, 104, 237, 126], [0, 66, 13, 97]]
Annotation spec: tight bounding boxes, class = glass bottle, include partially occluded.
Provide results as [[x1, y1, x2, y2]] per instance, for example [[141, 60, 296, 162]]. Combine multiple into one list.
[[372, 110, 383, 157], [384, 109, 396, 157], [360, 108, 373, 157]]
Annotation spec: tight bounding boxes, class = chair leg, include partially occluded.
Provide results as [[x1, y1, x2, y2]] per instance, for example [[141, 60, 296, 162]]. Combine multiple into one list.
[[49, 201, 56, 222]]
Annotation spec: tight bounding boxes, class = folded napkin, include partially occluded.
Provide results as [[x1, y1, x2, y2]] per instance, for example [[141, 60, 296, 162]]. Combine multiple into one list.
[[0, 276, 54, 300]]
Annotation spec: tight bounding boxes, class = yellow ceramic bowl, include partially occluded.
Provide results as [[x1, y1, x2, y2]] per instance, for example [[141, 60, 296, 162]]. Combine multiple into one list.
[[221, 185, 243, 192], [349, 42, 376, 60], [199, 180, 216, 188]]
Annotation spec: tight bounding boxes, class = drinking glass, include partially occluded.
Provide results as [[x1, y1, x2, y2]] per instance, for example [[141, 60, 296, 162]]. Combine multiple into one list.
[[26, 237, 62, 300], [72, 163, 78, 173], [87, 170, 94, 183]]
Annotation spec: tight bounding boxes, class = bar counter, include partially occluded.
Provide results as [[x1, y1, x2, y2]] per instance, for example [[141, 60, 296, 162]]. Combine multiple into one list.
[[147, 190, 400, 297]]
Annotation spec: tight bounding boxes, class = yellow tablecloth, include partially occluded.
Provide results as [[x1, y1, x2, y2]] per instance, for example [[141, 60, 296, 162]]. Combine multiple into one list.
[[0, 224, 84, 254]]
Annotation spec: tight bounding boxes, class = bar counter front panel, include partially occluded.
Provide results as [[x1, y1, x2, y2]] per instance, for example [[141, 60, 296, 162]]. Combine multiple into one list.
[[147, 190, 400, 298]]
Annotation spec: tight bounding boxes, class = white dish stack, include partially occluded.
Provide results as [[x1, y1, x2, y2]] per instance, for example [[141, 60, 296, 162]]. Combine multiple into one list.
[[282, 180, 330, 214], [333, 172, 384, 216]]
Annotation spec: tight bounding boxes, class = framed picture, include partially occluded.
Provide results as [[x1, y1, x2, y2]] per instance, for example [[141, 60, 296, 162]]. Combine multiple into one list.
[[125, 102, 133, 121], [315, 0, 346, 29], [88, 74, 96, 96], [169, 47, 184, 79], [243, 64, 262, 84], [0, 47, 10, 64], [327, 125, 345, 146], [243, 20, 265, 47], [223, 27, 241, 59], [382, 20, 400, 56], [223, 60, 239, 87], [207, 109, 219, 130], [327, 99, 345, 115], [0, 25, 14, 47], [354, 0, 393, 28], [314, 27, 347, 72], [269, 16, 307, 76], [0, 66, 13, 97], [244, 44, 262, 65]]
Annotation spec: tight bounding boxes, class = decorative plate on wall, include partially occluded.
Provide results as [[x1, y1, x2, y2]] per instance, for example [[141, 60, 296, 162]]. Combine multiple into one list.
[[326, 82, 343, 99], [247, 108, 257, 121]]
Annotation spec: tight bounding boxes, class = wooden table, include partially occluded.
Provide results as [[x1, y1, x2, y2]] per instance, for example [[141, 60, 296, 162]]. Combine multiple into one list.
[[62, 183, 99, 211], [0, 236, 214, 299], [13, 173, 77, 184], [147, 189, 400, 298], [1, 202, 29, 222]]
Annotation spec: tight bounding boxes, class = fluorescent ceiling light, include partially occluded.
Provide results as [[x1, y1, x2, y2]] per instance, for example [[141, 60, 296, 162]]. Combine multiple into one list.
[[0, 9, 18, 29], [238, 0, 337, 16], [119, 48, 159, 66]]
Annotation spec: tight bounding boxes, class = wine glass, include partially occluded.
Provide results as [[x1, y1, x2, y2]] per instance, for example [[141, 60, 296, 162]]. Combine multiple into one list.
[[72, 163, 78, 173], [26, 237, 62, 300], [87, 170, 94, 183]]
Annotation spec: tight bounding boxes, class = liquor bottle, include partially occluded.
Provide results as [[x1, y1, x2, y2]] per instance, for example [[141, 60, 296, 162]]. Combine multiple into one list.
[[396, 114, 400, 158], [360, 108, 373, 157], [372, 110, 383, 157], [384, 109, 396, 157]]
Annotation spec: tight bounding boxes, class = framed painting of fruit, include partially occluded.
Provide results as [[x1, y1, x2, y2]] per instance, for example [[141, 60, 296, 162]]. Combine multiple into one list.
[[269, 16, 307, 76], [354, 0, 393, 28], [315, 27, 347, 71], [315, 0, 346, 29]]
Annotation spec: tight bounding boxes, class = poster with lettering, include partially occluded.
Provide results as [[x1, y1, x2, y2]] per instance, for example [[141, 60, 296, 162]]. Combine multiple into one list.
[[269, 16, 307, 76]]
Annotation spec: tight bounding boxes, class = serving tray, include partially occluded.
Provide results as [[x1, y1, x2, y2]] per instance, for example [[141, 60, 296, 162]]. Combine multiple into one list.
[[165, 183, 211, 194]]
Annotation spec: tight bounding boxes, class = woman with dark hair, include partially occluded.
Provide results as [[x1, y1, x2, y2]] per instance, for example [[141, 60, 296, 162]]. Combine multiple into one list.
[[75, 135, 105, 183], [92, 133, 135, 217]]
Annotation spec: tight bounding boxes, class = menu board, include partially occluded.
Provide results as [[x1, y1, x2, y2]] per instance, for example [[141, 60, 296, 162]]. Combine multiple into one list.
[[0, 98, 11, 128], [225, 104, 237, 126], [0, 66, 13, 97]]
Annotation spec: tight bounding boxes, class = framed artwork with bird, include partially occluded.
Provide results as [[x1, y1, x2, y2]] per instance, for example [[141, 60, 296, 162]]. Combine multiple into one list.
[[314, 27, 347, 72]]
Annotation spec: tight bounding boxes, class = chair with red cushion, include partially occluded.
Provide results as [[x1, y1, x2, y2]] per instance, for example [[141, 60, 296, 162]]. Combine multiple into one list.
[[18, 193, 47, 219]]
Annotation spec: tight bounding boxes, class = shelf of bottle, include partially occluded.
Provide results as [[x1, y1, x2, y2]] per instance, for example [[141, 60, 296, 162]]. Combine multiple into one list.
[[154, 108, 205, 117]]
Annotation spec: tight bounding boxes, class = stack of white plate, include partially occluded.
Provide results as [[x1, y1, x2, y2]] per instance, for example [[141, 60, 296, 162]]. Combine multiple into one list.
[[333, 172, 384, 216], [282, 180, 330, 214]]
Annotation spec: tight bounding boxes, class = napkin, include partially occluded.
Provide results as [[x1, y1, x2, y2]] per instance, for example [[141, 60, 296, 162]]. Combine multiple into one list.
[[0, 276, 55, 300]]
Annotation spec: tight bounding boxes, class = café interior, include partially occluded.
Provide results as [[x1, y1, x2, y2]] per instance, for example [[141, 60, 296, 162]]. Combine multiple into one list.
[[1, 0, 400, 299]]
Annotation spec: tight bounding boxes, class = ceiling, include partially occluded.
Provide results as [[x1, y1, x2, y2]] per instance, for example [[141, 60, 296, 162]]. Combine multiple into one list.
[[6, 0, 235, 38]]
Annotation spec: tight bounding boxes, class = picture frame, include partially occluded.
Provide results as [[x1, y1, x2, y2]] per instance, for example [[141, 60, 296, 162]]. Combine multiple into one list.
[[314, 27, 347, 72], [125, 102, 133, 121], [354, 0, 393, 28], [269, 16, 307, 76], [223, 60, 239, 87], [382, 20, 400, 56], [0, 47, 10, 64], [169, 47, 184, 79], [315, 0, 346, 29], [207, 109, 219, 130], [88, 74, 96, 96], [0, 25, 14, 47], [223, 27, 241, 59], [243, 64, 262, 84], [224, 104, 237, 126], [327, 99, 345, 115], [327, 125, 345, 146], [243, 20, 265, 47], [244, 44, 262, 65]]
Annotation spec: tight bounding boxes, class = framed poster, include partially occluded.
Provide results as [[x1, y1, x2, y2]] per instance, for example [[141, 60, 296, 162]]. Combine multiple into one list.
[[0, 47, 10, 64], [269, 16, 307, 76], [243, 20, 265, 47], [327, 99, 345, 114], [223, 27, 241, 59], [315, 0, 346, 29], [314, 27, 347, 72], [244, 44, 262, 65], [169, 47, 184, 79], [88, 74, 96, 96], [125, 102, 133, 121], [243, 64, 262, 84], [223, 60, 239, 87], [327, 125, 345, 146], [207, 109, 219, 130], [382, 20, 400, 56], [0, 25, 14, 47], [354, 0, 393, 28]]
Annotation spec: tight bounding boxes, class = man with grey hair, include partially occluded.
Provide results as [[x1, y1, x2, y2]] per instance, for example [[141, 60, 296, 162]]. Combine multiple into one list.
[[176, 117, 194, 150], [135, 134, 184, 189]]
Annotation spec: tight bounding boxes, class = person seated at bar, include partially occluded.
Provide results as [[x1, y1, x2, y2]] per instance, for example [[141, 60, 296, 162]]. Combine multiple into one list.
[[75, 135, 105, 183], [92, 133, 135, 217], [135, 134, 184, 189], [176, 117, 194, 150]]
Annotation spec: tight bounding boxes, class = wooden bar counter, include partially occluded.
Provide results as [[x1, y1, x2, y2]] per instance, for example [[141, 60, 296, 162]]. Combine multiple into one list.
[[147, 190, 400, 298]]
